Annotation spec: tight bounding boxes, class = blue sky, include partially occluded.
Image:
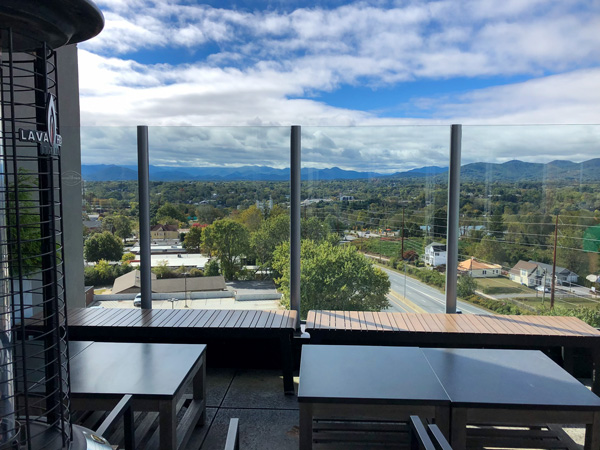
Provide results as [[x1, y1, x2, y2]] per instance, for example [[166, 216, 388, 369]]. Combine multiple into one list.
[[78, 0, 600, 170]]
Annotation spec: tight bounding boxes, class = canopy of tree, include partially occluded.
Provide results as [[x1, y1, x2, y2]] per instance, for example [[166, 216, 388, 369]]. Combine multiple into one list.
[[84, 231, 124, 262], [273, 240, 390, 319]]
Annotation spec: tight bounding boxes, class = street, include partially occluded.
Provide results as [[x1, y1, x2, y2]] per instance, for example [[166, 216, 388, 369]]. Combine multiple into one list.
[[379, 266, 491, 315]]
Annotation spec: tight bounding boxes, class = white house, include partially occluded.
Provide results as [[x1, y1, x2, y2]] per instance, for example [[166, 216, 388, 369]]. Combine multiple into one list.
[[424, 242, 446, 267], [509, 260, 579, 287], [458, 257, 501, 278]]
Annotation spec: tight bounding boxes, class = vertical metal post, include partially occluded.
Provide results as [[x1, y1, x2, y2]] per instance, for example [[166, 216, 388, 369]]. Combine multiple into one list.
[[137, 126, 152, 309], [290, 126, 301, 324], [445, 124, 462, 313]]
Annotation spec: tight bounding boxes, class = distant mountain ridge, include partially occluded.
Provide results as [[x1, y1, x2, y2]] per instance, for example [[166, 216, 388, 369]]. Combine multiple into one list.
[[81, 159, 600, 182]]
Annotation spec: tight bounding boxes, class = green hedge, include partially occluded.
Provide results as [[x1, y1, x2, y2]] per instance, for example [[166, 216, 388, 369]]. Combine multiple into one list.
[[482, 286, 524, 295]]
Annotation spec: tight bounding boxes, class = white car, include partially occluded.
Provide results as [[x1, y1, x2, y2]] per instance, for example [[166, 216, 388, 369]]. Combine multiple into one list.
[[535, 285, 551, 293], [133, 293, 142, 307]]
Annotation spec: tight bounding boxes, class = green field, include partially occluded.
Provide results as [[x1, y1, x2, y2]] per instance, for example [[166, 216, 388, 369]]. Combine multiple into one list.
[[475, 277, 532, 295], [353, 237, 423, 258]]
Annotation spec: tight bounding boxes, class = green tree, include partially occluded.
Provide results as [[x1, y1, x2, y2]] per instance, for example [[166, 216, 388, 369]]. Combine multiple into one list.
[[235, 205, 263, 232], [184, 226, 203, 253], [202, 219, 250, 280], [251, 214, 289, 271], [113, 215, 133, 240], [156, 202, 186, 223], [84, 231, 123, 262], [273, 240, 390, 319], [204, 259, 220, 276], [121, 252, 135, 263], [152, 260, 176, 279], [474, 236, 507, 266], [488, 209, 505, 239], [457, 274, 478, 298], [301, 217, 330, 242]]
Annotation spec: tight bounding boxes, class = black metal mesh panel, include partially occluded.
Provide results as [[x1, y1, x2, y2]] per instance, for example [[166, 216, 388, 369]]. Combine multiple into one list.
[[0, 27, 70, 450]]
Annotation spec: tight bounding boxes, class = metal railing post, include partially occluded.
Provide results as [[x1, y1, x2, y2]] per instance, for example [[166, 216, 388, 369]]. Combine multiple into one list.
[[290, 125, 301, 325], [137, 126, 152, 309], [445, 124, 462, 313]]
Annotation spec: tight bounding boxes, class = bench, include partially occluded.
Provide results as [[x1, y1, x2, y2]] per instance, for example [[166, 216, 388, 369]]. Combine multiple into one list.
[[306, 310, 600, 395], [66, 308, 298, 394]]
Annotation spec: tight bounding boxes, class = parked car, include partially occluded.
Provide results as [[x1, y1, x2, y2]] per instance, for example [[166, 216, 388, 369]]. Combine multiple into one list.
[[535, 285, 551, 293], [133, 293, 142, 307]]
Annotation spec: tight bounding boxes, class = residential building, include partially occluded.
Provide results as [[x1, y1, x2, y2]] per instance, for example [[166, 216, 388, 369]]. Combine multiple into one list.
[[509, 260, 578, 287], [424, 242, 446, 267], [151, 224, 179, 240], [528, 260, 579, 286], [458, 257, 501, 278]]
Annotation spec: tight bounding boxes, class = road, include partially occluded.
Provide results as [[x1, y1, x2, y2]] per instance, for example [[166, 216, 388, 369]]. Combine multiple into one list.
[[379, 266, 491, 315]]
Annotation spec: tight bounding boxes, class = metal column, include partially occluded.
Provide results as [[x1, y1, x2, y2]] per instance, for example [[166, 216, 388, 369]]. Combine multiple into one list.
[[445, 124, 462, 313], [290, 126, 301, 324], [137, 126, 152, 309]]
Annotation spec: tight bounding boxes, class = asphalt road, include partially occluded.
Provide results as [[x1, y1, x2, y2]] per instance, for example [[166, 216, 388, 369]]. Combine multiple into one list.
[[379, 266, 491, 315]]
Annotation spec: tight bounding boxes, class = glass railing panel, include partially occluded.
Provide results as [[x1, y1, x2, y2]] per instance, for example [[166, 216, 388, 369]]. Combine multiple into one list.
[[146, 126, 290, 311], [80, 126, 291, 311], [460, 125, 600, 322], [299, 126, 450, 318]]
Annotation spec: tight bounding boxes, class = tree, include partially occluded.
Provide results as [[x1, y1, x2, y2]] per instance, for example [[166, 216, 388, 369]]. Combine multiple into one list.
[[457, 274, 478, 298], [474, 236, 506, 266], [202, 219, 250, 280], [156, 202, 186, 223], [273, 240, 390, 319], [152, 260, 176, 279], [184, 226, 203, 253], [204, 259, 220, 276], [251, 214, 289, 271], [84, 231, 123, 262], [236, 205, 263, 232], [113, 215, 133, 240], [121, 252, 135, 263], [302, 217, 330, 242], [488, 209, 505, 239]]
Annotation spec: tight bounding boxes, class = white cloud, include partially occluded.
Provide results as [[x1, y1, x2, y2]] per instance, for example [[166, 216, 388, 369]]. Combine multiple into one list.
[[76, 1, 600, 170]]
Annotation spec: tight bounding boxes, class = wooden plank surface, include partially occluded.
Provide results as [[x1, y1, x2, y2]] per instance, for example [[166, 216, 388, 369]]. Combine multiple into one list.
[[66, 308, 298, 331], [306, 310, 600, 338]]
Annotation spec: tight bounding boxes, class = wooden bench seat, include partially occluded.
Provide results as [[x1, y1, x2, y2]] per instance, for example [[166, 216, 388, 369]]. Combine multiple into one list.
[[306, 310, 600, 395], [66, 308, 298, 394]]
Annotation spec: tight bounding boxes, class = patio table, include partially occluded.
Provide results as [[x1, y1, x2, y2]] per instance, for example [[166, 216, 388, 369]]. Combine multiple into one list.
[[69, 342, 206, 450], [297, 345, 450, 450], [421, 347, 600, 450]]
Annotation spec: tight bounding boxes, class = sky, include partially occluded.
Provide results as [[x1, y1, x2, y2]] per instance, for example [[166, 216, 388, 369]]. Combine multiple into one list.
[[78, 0, 600, 172]]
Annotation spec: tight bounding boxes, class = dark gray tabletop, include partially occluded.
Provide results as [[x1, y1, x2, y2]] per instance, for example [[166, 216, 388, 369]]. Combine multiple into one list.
[[422, 348, 600, 410], [298, 345, 449, 405], [70, 342, 206, 400]]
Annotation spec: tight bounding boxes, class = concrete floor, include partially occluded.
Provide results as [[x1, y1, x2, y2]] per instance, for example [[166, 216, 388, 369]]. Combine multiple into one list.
[[182, 369, 589, 450], [187, 368, 300, 450]]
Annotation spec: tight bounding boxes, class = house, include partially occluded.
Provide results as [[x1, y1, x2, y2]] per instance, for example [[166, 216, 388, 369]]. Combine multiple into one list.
[[112, 270, 226, 294], [150, 224, 179, 240], [509, 260, 544, 287], [424, 242, 446, 267], [528, 261, 579, 286], [458, 257, 501, 278], [509, 260, 579, 287]]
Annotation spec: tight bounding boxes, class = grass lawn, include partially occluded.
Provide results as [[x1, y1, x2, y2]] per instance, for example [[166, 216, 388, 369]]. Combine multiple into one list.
[[354, 237, 423, 258], [475, 276, 532, 295]]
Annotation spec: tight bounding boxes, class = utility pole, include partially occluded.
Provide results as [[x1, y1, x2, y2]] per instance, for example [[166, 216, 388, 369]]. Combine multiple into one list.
[[550, 214, 559, 309], [401, 207, 405, 260]]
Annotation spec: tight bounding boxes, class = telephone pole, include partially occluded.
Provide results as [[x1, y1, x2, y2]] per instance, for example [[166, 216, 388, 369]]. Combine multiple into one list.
[[550, 214, 559, 309], [401, 207, 405, 260]]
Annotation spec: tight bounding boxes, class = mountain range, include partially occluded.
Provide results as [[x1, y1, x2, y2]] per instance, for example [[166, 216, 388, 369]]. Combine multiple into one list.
[[81, 159, 600, 183]]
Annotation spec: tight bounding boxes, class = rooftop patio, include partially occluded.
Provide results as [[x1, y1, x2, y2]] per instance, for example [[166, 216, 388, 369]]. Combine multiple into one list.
[[82, 360, 593, 449]]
